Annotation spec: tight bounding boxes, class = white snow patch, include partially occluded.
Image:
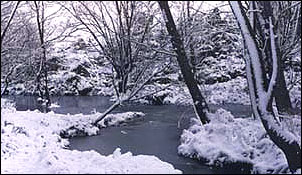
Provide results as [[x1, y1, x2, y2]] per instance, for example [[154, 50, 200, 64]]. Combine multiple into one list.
[[49, 102, 60, 108], [97, 112, 145, 128]]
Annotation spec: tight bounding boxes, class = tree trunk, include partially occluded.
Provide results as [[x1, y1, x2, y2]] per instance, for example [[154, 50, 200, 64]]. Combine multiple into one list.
[[274, 65, 292, 114], [230, 1, 301, 172], [34, 1, 51, 107], [0, 1, 21, 47], [187, 4, 196, 76], [158, 1, 209, 124], [94, 101, 120, 125], [258, 110, 301, 172]]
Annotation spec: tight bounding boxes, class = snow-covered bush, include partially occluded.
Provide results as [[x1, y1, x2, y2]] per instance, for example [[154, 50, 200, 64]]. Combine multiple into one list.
[[204, 76, 250, 105], [153, 76, 250, 106]]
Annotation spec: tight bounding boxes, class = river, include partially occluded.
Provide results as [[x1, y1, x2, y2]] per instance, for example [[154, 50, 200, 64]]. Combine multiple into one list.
[[5, 95, 253, 174]]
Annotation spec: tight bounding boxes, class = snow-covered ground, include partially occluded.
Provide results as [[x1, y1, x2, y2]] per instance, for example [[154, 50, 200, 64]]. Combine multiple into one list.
[[1, 99, 182, 174], [178, 108, 301, 174]]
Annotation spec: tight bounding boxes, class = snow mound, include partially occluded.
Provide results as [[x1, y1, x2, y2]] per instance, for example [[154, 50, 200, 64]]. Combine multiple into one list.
[[1, 99, 181, 174], [178, 108, 300, 174], [97, 112, 145, 128], [49, 102, 60, 108]]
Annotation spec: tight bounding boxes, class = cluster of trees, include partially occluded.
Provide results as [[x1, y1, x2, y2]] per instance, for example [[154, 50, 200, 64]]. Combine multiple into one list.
[[1, 1, 243, 104], [1, 1, 301, 172], [1, 1, 73, 106], [176, 3, 245, 84], [161, 1, 301, 172]]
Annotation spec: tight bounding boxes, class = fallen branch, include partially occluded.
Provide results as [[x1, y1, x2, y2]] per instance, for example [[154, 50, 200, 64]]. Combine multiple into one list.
[[93, 62, 170, 125]]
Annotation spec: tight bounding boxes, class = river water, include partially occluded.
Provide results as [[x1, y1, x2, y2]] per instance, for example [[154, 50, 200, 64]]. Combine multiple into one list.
[[5, 95, 253, 174]]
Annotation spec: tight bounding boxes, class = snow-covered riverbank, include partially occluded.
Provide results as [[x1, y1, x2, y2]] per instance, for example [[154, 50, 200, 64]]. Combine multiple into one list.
[[1, 99, 182, 174], [178, 108, 301, 174]]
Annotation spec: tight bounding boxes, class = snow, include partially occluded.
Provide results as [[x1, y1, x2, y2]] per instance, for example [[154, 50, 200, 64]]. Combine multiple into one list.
[[154, 76, 250, 106], [49, 102, 60, 108], [1, 99, 181, 174], [289, 84, 301, 109], [97, 112, 145, 128], [178, 108, 301, 174], [2, 32, 252, 106], [43, 40, 114, 96], [204, 77, 250, 105]]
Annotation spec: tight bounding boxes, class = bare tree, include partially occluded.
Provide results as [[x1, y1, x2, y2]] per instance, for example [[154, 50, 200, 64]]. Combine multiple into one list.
[[23, 1, 76, 106], [176, 1, 198, 75], [248, 1, 301, 114], [60, 1, 173, 123], [173, 2, 242, 85], [230, 1, 301, 172], [1, 1, 21, 96], [158, 1, 210, 124], [32, 1, 51, 107], [1, 1, 69, 98]]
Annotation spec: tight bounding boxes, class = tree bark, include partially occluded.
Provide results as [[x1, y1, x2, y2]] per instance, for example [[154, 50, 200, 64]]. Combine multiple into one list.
[[158, 1, 209, 124]]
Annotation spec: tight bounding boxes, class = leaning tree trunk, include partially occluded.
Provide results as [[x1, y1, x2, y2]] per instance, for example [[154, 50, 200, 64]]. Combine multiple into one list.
[[230, 1, 301, 173], [0, 1, 21, 47], [158, 1, 209, 124]]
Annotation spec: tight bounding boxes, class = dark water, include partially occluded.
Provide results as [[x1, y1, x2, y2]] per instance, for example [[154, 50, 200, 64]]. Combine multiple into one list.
[[4, 95, 253, 174]]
